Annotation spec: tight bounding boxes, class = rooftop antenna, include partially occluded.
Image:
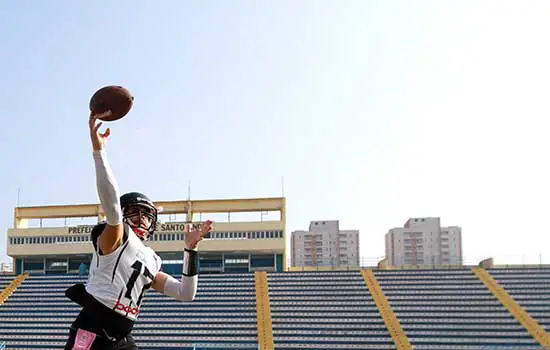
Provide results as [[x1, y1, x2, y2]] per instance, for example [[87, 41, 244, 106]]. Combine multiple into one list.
[[16, 188, 21, 207], [281, 176, 285, 197]]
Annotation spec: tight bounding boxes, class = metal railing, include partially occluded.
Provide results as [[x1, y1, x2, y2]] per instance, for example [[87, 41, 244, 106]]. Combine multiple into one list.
[[192, 344, 258, 349], [0, 263, 13, 274], [287, 253, 550, 271]]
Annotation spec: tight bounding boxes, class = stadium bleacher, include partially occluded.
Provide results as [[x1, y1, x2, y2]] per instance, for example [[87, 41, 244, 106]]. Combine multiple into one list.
[[486, 267, 550, 332], [373, 268, 546, 349], [269, 270, 395, 349], [0, 273, 260, 350], [0, 276, 10, 292], [0, 268, 549, 349]]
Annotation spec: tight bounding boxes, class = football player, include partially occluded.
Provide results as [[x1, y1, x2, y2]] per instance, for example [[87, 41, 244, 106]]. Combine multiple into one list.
[[64, 112, 213, 350]]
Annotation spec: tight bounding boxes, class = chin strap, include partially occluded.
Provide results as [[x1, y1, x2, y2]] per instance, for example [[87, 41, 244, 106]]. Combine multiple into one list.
[[126, 221, 149, 240]]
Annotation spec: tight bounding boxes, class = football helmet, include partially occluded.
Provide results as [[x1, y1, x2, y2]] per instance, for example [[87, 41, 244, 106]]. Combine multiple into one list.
[[120, 192, 158, 240]]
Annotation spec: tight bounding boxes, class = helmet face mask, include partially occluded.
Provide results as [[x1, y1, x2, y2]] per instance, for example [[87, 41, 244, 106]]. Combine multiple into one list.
[[120, 192, 158, 241]]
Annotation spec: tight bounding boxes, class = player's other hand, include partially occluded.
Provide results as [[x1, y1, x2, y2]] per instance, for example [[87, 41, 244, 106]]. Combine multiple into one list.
[[89, 111, 112, 151], [185, 220, 213, 250]]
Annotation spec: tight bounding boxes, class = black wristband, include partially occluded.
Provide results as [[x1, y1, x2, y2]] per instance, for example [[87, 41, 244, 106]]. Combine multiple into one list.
[[183, 248, 198, 277]]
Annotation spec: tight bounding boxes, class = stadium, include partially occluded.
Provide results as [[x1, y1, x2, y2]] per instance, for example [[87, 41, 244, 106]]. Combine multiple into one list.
[[0, 196, 548, 349]]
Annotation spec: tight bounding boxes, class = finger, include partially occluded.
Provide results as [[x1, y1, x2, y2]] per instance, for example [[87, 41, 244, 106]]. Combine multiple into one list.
[[90, 110, 112, 123], [94, 121, 103, 133], [89, 114, 97, 128], [101, 127, 111, 138]]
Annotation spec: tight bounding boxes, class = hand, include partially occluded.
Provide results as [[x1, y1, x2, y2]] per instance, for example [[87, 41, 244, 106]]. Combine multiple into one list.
[[185, 220, 213, 250], [89, 111, 113, 151]]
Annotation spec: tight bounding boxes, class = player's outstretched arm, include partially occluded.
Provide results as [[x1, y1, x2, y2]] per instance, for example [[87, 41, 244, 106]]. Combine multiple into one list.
[[152, 221, 213, 301], [151, 249, 198, 302], [89, 112, 124, 255]]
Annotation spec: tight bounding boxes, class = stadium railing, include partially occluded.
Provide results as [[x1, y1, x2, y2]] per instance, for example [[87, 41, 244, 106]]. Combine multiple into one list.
[[0, 263, 13, 275], [286, 253, 550, 272], [192, 344, 259, 349]]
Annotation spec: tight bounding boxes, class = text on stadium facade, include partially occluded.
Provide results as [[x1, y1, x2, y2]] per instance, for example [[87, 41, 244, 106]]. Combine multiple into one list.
[[68, 222, 198, 234]]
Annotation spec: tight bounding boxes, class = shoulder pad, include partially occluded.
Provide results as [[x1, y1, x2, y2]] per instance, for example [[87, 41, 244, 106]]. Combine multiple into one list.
[[91, 222, 107, 252]]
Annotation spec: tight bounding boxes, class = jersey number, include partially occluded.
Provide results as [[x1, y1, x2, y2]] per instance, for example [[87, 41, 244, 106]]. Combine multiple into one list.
[[124, 260, 154, 306]]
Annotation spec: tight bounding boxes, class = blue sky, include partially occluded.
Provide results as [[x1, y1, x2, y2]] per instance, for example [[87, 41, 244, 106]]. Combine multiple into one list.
[[1, 1, 549, 265]]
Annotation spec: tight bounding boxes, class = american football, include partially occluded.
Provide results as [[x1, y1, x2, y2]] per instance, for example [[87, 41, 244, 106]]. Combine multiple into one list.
[[89, 85, 134, 121]]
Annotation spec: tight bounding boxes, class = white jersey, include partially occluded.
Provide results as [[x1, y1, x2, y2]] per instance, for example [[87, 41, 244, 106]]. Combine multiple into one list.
[[86, 223, 162, 321]]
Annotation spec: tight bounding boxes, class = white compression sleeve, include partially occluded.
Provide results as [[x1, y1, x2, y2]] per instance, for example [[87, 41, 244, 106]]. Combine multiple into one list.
[[163, 249, 199, 301], [163, 275, 198, 301], [93, 150, 122, 225]]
